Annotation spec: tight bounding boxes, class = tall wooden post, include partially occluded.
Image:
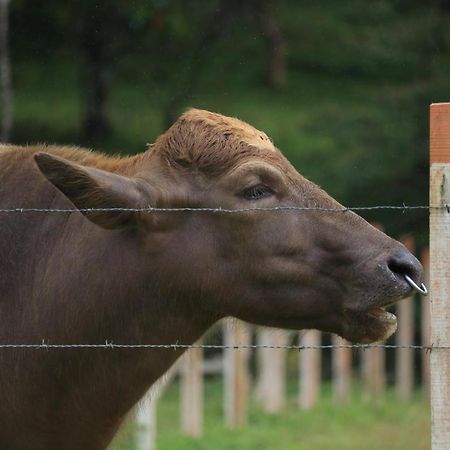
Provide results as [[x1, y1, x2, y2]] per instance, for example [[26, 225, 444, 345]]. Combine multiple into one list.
[[224, 319, 251, 428], [361, 346, 385, 401], [255, 327, 289, 413], [332, 335, 352, 404], [135, 397, 158, 450], [299, 330, 321, 409], [135, 364, 178, 450], [421, 248, 431, 396], [396, 235, 415, 401], [430, 102, 450, 449], [181, 344, 203, 437]]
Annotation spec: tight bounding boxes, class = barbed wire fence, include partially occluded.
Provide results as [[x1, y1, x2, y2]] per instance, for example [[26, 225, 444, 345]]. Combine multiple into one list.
[[0, 202, 434, 351]]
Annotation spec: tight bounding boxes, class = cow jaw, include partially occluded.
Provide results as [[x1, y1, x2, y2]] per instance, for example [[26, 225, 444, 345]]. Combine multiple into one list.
[[341, 306, 398, 344]]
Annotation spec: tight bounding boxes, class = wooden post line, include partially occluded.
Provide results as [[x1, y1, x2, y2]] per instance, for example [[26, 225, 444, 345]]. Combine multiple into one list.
[[223, 319, 251, 428], [255, 328, 289, 413], [361, 344, 385, 401], [430, 102, 450, 450], [181, 342, 203, 437], [299, 330, 321, 409], [332, 335, 352, 404], [135, 364, 178, 450], [135, 396, 157, 450]]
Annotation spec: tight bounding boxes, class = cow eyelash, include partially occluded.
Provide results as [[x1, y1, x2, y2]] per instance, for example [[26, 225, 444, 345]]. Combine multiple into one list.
[[241, 184, 274, 201]]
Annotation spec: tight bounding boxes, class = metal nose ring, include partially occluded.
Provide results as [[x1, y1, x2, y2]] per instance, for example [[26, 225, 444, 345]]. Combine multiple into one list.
[[404, 274, 428, 296]]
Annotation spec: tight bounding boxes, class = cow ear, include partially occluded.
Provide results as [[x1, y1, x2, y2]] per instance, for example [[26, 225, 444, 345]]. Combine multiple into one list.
[[34, 152, 145, 229]]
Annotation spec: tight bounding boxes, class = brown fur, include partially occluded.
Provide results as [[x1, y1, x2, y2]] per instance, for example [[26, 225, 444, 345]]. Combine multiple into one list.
[[154, 109, 286, 177], [0, 109, 422, 449]]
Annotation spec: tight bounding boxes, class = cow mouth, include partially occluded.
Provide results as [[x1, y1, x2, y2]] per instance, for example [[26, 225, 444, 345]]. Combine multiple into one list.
[[341, 305, 398, 344], [340, 273, 424, 343]]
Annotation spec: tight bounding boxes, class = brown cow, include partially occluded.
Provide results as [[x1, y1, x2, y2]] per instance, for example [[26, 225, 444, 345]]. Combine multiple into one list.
[[0, 109, 422, 449]]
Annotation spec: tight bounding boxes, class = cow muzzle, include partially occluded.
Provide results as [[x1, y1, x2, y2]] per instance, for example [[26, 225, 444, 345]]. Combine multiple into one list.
[[340, 247, 427, 344], [385, 247, 427, 297]]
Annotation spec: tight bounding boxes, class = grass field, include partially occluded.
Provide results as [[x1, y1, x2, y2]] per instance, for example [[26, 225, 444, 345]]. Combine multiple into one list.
[[110, 380, 430, 450]]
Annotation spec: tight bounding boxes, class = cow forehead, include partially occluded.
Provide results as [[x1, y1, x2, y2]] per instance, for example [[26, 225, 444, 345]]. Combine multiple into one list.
[[180, 109, 275, 149], [154, 109, 281, 177]]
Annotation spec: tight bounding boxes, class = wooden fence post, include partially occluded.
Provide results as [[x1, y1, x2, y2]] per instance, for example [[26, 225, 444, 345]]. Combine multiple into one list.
[[181, 343, 203, 437], [429, 102, 450, 449], [135, 397, 158, 450], [299, 330, 321, 409], [135, 364, 178, 450], [224, 319, 251, 428], [332, 335, 351, 404], [255, 327, 289, 413], [395, 235, 415, 401], [361, 346, 385, 401], [421, 248, 431, 397]]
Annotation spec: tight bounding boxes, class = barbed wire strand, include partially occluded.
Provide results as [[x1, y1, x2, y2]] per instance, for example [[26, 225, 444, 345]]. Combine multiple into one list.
[[0, 205, 442, 214], [0, 343, 441, 351]]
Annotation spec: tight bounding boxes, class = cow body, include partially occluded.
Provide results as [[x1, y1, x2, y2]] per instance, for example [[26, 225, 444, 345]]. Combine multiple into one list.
[[0, 110, 423, 449], [0, 147, 208, 448]]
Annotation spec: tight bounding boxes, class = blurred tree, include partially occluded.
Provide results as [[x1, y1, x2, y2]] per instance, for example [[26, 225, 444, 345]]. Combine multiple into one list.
[[0, 0, 12, 142], [161, 0, 247, 127], [80, 2, 114, 140], [256, 0, 286, 89]]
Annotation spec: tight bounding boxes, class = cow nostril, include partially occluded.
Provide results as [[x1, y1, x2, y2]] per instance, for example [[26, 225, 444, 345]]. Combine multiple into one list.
[[387, 249, 423, 286]]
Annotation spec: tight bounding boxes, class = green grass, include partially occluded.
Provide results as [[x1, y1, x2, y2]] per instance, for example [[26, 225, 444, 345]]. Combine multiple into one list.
[[110, 380, 430, 450]]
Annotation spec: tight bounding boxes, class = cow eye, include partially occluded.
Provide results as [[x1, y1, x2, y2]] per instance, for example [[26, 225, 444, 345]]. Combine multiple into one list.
[[241, 185, 274, 201]]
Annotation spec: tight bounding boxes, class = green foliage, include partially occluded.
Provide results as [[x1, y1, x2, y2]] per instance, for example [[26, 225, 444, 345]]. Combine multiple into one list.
[[110, 380, 430, 450]]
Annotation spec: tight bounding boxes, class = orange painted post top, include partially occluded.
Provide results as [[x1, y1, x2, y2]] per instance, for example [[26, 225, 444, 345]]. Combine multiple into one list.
[[430, 103, 450, 164]]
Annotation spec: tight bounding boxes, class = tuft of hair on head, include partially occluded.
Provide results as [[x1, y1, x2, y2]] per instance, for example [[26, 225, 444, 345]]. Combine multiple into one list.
[[153, 109, 276, 177]]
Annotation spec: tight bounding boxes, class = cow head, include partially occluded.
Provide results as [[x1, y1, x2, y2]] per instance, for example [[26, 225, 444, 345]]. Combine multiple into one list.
[[35, 109, 423, 344]]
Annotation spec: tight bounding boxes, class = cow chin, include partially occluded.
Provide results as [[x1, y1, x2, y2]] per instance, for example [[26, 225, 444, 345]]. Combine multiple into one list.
[[340, 307, 398, 344]]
